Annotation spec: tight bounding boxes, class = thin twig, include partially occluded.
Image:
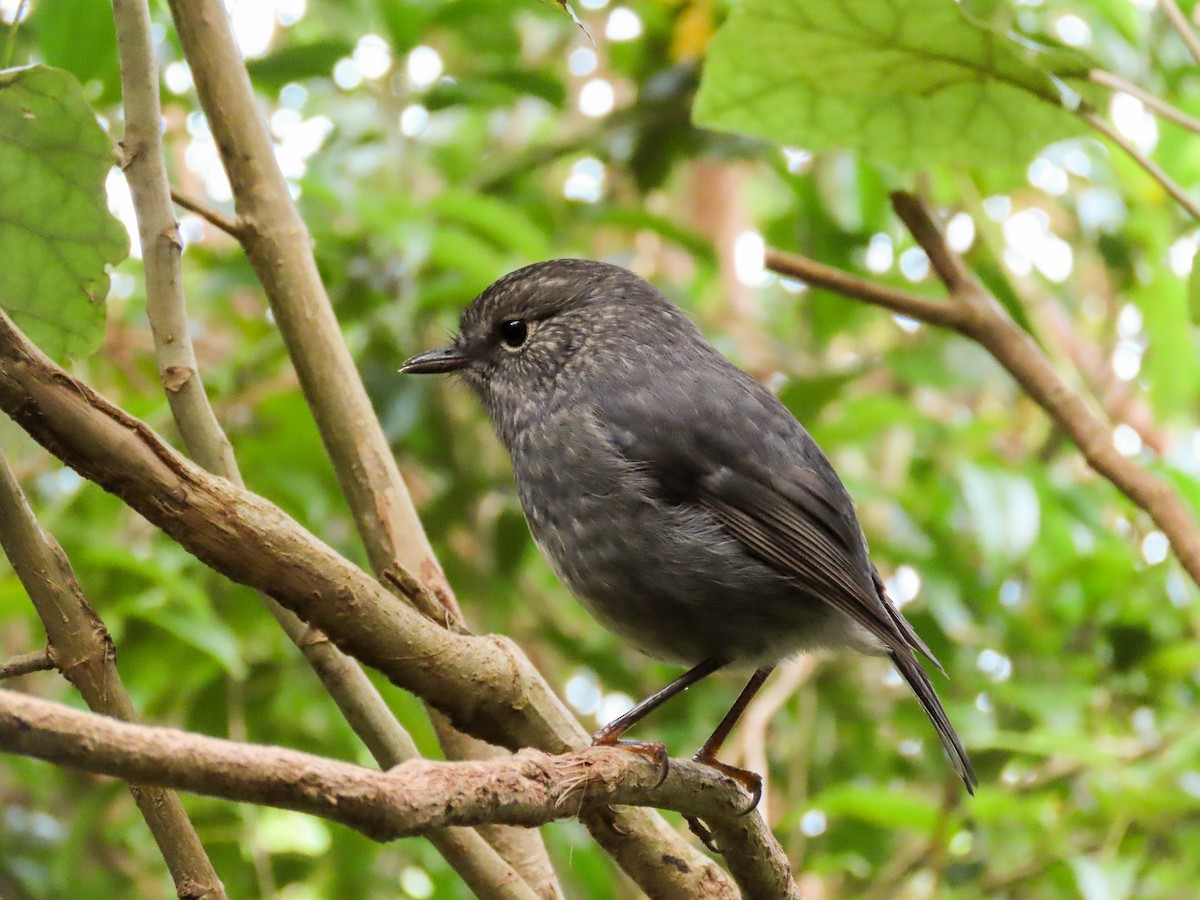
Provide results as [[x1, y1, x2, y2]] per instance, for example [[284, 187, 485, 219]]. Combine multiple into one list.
[[0, 647, 53, 680], [165, 0, 463, 621], [1081, 111, 1200, 221], [161, 2, 740, 895], [769, 193, 1200, 590], [1089, 70, 1200, 135], [951, 173, 1167, 456], [114, 2, 540, 892], [1160, 0, 1200, 66], [169, 187, 244, 239], [1, 0, 29, 68], [0, 447, 226, 899], [764, 248, 967, 330], [891, 191, 1200, 586], [0, 308, 775, 899]]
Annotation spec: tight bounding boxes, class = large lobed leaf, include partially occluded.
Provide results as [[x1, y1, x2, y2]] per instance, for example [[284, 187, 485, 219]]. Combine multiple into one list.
[[0, 65, 127, 360], [694, 0, 1088, 169]]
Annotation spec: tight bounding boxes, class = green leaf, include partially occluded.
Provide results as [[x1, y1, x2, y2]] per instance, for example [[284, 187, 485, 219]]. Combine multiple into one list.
[[805, 784, 940, 835], [0, 65, 127, 360], [693, 0, 1088, 169], [246, 39, 355, 90], [28, 0, 119, 103], [431, 191, 552, 258], [1189, 251, 1200, 325], [1135, 269, 1200, 418], [129, 594, 247, 679], [376, 0, 432, 53], [253, 809, 331, 856]]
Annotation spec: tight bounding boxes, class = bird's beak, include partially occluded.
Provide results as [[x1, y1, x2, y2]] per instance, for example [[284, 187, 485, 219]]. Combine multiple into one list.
[[399, 345, 469, 375]]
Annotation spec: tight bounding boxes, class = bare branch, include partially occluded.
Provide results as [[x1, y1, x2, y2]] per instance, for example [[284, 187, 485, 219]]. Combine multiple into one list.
[[169, 187, 244, 239], [1160, 0, 1200, 67], [1089, 70, 1200, 136], [0, 689, 800, 899], [764, 248, 969, 331], [163, 1, 735, 891], [113, 0, 234, 482], [769, 193, 1200, 588], [0, 448, 225, 900], [164, 0, 461, 623], [0, 308, 755, 898], [112, 2, 554, 892], [164, 0, 564, 886], [111, 2, 530, 894], [1081, 111, 1200, 221], [0, 648, 53, 680]]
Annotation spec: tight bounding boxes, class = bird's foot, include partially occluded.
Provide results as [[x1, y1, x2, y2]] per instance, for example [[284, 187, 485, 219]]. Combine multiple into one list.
[[693, 751, 763, 815], [685, 816, 722, 853], [590, 735, 670, 788], [593, 804, 629, 835]]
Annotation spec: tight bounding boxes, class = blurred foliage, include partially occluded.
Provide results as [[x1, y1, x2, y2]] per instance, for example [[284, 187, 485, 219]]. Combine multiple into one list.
[[1, 0, 1200, 898]]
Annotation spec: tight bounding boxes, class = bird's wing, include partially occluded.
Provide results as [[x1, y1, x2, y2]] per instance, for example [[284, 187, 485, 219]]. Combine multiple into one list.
[[597, 368, 976, 790], [597, 363, 937, 666], [696, 463, 938, 665]]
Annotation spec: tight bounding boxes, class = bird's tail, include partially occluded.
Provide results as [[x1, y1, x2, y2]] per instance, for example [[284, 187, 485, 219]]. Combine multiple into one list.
[[890, 648, 978, 794]]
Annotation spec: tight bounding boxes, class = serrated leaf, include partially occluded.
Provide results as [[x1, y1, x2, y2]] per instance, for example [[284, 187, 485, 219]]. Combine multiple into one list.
[[693, 0, 1089, 170], [0, 65, 127, 360]]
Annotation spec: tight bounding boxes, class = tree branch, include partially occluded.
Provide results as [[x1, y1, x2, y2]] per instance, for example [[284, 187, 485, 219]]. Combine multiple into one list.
[[110, 2, 533, 894], [0, 309, 768, 898], [767, 194, 1200, 589], [163, 0, 460, 622], [764, 248, 969, 331], [0, 648, 53, 680], [163, 2, 723, 893], [1081, 111, 1200, 221], [113, 0, 235, 502], [0, 689, 799, 899], [0, 449, 225, 900], [1160, 0, 1200, 67], [169, 188, 244, 239], [159, 1, 568, 885], [1088, 70, 1200, 136]]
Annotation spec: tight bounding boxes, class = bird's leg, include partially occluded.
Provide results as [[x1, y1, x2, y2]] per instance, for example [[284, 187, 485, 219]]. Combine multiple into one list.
[[592, 657, 726, 788], [686, 666, 774, 851]]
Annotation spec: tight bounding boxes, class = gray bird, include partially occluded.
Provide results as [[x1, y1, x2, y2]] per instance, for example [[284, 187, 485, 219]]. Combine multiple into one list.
[[401, 259, 976, 814]]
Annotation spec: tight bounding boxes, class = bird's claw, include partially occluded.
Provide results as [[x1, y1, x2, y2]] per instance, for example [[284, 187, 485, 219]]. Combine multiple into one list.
[[591, 736, 670, 788], [595, 804, 629, 835], [693, 752, 764, 815], [685, 816, 722, 852], [736, 772, 763, 816]]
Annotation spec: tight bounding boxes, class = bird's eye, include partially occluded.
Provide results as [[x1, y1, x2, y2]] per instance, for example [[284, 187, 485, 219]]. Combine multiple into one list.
[[499, 319, 528, 349]]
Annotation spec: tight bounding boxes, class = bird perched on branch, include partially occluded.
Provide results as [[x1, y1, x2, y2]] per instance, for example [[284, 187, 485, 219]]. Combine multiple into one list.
[[402, 259, 976, 835]]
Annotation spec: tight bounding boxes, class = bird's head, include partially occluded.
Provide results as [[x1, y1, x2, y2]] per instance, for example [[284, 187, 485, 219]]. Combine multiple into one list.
[[401, 259, 695, 424]]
